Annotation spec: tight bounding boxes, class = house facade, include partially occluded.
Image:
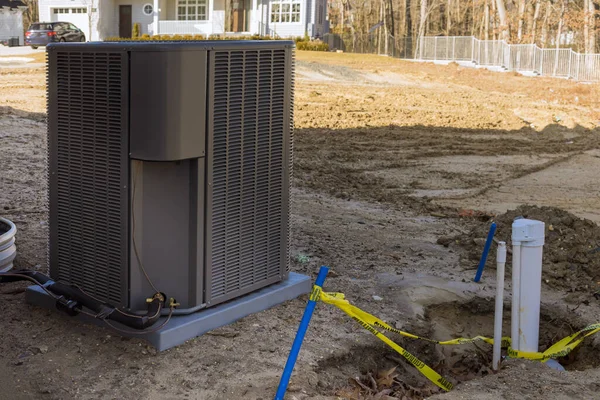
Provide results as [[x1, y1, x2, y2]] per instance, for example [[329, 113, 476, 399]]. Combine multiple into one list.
[[0, 0, 27, 45], [38, 0, 328, 40]]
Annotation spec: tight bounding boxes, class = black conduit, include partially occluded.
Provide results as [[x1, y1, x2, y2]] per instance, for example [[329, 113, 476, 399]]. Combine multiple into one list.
[[0, 270, 164, 330]]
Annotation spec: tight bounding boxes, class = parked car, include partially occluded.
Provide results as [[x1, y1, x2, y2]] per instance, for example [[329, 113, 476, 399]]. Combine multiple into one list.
[[25, 22, 86, 49]]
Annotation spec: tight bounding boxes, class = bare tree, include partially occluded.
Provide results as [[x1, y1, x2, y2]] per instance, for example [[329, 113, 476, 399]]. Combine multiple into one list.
[[379, 0, 385, 53], [484, 0, 490, 39], [585, 0, 591, 51], [388, 0, 395, 37], [417, 0, 429, 58], [331, 0, 595, 55], [405, 0, 413, 37], [526, 1, 534, 39], [517, 0, 526, 41], [419, 0, 428, 37], [447, 0, 452, 34], [495, 0, 510, 40], [491, 0, 497, 39], [471, 0, 475, 35], [585, 0, 596, 53], [556, 0, 566, 47], [340, 0, 344, 32], [540, 0, 551, 46], [531, 0, 542, 44], [21, 0, 39, 31], [554, 0, 567, 74], [81, 0, 96, 40]]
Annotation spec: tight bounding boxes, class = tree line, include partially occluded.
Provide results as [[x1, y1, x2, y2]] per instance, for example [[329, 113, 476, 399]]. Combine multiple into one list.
[[328, 0, 599, 53]]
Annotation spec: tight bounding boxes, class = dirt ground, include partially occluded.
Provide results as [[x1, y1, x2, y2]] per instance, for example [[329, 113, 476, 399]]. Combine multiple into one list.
[[1, 50, 600, 399]]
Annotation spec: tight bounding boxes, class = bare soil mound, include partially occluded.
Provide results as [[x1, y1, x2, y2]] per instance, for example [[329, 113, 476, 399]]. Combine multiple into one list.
[[457, 205, 600, 293]]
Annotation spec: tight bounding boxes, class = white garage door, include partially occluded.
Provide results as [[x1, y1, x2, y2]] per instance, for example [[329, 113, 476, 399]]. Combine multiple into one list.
[[50, 7, 90, 41]]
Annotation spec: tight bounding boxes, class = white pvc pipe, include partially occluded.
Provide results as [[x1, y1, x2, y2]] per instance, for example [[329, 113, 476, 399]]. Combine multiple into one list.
[[512, 219, 545, 353], [493, 241, 507, 370], [518, 243, 544, 351], [511, 242, 521, 352]]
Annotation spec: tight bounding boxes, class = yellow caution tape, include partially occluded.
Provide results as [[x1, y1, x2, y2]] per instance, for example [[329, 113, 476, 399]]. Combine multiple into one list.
[[318, 289, 454, 391], [314, 285, 600, 392], [507, 323, 600, 361], [309, 285, 322, 302]]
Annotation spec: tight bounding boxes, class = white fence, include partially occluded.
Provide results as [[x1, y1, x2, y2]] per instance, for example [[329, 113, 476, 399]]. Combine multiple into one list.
[[418, 36, 600, 82]]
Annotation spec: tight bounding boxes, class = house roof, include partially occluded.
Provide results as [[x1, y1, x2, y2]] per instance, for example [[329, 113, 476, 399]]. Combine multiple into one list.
[[0, 0, 26, 9]]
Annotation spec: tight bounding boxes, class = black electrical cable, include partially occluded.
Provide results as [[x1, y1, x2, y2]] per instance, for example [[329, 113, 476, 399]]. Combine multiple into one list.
[[0, 270, 167, 330], [0, 272, 60, 300], [103, 306, 175, 335], [72, 284, 152, 320]]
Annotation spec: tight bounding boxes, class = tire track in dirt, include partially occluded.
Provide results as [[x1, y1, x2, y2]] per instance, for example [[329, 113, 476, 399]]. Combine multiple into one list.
[[435, 150, 588, 202]]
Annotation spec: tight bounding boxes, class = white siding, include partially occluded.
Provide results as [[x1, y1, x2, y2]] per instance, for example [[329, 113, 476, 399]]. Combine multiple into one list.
[[113, 0, 155, 36], [245, 0, 254, 32], [308, 0, 314, 34], [268, 22, 304, 38], [265, 0, 305, 38], [158, 0, 218, 35], [263, 0, 326, 38], [212, 0, 225, 34], [97, 0, 117, 38], [255, 0, 269, 35], [161, 0, 173, 20]]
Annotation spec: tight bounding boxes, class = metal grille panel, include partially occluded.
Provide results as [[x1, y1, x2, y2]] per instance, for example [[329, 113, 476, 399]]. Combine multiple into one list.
[[48, 50, 128, 306], [287, 50, 295, 272], [209, 48, 291, 303]]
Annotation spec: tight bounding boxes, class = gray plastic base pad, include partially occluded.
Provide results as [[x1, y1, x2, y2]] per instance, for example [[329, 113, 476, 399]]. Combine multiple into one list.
[[25, 272, 311, 351]]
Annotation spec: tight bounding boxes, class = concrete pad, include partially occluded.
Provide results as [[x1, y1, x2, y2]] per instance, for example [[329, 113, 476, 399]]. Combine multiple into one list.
[[25, 272, 312, 351]]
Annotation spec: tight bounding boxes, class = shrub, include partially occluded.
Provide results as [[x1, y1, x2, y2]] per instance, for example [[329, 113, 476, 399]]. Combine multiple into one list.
[[132, 23, 141, 38], [296, 40, 329, 52], [151, 34, 173, 40]]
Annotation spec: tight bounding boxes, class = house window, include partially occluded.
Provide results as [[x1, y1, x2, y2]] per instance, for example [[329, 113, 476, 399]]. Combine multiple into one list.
[[143, 4, 154, 16], [177, 0, 208, 20], [271, 0, 300, 23], [53, 8, 86, 14]]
